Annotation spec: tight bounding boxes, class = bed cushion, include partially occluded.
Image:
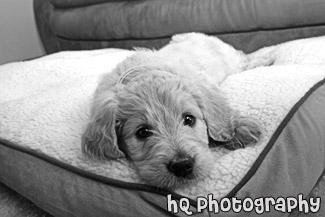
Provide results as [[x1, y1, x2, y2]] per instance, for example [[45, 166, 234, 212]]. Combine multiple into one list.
[[1, 36, 325, 216]]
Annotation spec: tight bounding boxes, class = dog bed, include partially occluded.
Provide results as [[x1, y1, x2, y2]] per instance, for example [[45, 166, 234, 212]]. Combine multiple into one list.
[[1, 36, 325, 217]]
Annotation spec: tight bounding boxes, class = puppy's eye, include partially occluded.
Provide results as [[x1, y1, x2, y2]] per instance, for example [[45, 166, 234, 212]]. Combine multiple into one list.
[[136, 126, 153, 139], [183, 114, 196, 127]]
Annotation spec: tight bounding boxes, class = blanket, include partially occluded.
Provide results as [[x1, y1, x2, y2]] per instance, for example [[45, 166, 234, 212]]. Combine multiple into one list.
[[1, 37, 325, 200]]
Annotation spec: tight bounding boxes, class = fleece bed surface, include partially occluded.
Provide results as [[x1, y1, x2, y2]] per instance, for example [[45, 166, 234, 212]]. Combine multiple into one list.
[[1, 37, 325, 217]]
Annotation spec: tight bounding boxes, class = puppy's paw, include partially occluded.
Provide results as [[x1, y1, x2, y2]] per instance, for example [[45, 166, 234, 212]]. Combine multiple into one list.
[[246, 56, 275, 70], [246, 45, 278, 70], [223, 119, 262, 150]]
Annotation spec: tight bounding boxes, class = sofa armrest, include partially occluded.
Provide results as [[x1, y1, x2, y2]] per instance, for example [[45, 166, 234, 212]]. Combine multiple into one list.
[[34, 0, 61, 54]]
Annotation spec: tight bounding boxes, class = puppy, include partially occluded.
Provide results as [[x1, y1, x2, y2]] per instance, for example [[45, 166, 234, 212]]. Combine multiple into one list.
[[82, 33, 265, 189]]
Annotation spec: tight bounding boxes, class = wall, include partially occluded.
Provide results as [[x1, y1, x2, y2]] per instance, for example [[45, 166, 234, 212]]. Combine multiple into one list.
[[0, 0, 45, 65]]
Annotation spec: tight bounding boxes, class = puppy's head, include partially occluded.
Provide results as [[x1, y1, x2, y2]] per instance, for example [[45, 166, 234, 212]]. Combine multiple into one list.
[[82, 71, 261, 188]]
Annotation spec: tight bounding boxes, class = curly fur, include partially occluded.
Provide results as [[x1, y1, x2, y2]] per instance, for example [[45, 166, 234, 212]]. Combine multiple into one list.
[[82, 33, 266, 189]]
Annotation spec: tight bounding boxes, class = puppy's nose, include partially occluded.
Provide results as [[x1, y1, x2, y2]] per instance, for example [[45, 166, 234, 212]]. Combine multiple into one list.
[[167, 157, 194, 178]]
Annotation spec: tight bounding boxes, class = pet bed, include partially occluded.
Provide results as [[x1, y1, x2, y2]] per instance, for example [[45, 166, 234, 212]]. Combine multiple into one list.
[[1, 36, 325, 217]]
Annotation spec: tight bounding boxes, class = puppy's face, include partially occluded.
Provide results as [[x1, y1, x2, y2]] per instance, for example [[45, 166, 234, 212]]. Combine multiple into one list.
[[116, 75, 213, 188], [82, 72, 262, 189]]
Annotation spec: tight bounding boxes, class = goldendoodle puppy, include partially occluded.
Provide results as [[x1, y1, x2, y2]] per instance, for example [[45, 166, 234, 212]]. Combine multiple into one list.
[[82, 33, 266, 189]]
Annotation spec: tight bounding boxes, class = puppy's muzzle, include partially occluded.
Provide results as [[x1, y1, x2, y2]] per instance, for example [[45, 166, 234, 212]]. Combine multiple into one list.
[[167, 157, 194, 178]]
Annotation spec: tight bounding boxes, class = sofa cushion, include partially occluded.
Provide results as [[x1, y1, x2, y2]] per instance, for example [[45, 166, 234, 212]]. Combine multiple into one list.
[[49, 0, 325, 40], [50, 0, 138, 8]]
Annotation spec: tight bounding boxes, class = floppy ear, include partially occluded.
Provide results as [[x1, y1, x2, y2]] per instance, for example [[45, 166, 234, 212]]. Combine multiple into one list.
[[81, 94, 125, 159], [191, 83, 262, 148], [191, 83, 235, 142]]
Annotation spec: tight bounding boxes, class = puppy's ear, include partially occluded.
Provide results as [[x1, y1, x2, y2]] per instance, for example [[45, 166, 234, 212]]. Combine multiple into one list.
[[81, 95, 125, 159], [191, 83, 262, 148], [191, 83, 235, 142]]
